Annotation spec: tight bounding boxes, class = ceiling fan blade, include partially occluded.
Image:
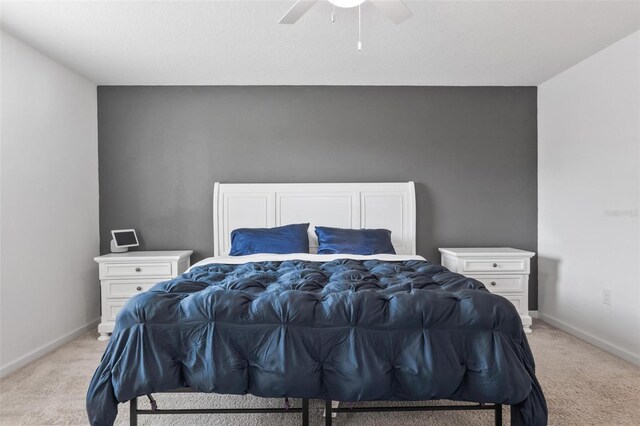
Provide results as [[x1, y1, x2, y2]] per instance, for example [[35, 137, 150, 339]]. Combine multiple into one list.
[[370, 0, 413, 24], [279, 0, 318, 24]]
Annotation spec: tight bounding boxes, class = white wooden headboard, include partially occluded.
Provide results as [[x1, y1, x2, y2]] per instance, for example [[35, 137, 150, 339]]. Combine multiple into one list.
[[213, 182, 416, 256]]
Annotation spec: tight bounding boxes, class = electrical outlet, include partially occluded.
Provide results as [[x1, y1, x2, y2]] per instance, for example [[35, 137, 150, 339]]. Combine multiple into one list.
[[603, 288, 612, 305]]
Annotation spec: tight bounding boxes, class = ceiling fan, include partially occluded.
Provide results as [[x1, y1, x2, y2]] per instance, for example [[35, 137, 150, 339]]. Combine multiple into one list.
[[279, 0, 413, 25]]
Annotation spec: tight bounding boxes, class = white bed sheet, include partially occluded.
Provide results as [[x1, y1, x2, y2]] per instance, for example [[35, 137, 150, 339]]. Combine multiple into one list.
[[187, 253, 426, 272]]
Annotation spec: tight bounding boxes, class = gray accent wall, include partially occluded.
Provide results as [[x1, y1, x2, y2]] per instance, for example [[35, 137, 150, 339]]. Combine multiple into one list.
[[98, 86, 538, 308]]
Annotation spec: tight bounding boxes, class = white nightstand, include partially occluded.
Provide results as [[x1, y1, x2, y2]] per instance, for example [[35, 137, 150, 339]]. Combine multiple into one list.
[[438, 247, 535, 333], [94, 250, 193, 340]]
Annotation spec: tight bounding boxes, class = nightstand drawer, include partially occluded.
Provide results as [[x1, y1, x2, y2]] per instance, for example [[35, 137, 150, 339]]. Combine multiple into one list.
[[100, 262, 173, 279], [95, 250, 193, 340], [439, 248, 533, 333], [104, 280, 158, 298], [473, 275, 524, 292], [462, 258, 527, 273], [105, 299, 127, 322], [502, 295, 525, 314]]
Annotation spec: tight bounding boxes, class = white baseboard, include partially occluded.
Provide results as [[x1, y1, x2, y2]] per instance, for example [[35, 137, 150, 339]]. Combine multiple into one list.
[[529, 310, 539, 319], [539, 313, 640, 367], [0, 318, 99, 378]]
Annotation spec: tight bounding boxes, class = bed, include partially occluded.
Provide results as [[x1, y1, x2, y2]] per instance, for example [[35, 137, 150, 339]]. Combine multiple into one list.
[[87, 182, 547, 426]]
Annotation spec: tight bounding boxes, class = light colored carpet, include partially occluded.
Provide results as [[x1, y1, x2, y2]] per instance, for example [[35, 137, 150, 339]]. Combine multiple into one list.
[[1, 320, 638, 425]]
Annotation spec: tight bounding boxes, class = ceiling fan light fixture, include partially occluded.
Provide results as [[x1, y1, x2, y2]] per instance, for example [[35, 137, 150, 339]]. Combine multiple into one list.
[[280, 0, 412, 25], [279, 0, 412, 50], [327, 0, 366, 8]]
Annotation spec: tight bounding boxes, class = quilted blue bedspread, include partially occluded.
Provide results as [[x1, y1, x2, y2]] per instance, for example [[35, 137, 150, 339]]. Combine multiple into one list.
[[87, 258, 547, 425]]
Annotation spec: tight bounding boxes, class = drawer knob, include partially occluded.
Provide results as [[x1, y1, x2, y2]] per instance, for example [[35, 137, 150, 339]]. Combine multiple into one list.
[[490, 281, 497, 286], [136, 286, 142, 291], [492, 263, 498, 268], [135, 267, 141, 272]]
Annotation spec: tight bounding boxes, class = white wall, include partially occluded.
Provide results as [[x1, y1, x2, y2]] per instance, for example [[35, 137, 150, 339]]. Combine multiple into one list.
[[538, 31, 640, 365], [0, 31, 100, 377]]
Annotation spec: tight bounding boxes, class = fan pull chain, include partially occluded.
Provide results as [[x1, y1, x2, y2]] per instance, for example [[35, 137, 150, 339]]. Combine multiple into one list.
[[357, 4, 362, 51], [331, 5, 335, 22]]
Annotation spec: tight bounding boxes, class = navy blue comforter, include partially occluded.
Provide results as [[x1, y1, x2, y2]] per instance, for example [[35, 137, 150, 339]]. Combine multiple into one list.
[[87, 259, 547, 425]]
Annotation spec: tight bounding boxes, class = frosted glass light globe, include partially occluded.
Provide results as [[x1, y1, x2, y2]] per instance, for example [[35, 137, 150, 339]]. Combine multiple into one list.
[[328, 0, 367, 8]]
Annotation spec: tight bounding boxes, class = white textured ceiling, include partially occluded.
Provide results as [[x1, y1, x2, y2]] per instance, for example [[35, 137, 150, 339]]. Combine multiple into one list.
[[1, 0, 639, 85]]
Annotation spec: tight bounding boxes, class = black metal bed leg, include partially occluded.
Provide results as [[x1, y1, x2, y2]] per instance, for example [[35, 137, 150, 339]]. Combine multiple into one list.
[[129, 397, 137, 426], [510, 404, 524, 426], [494, 403, 502, 426], [301, 398, 309, 426], [325, 400, 333, 426]]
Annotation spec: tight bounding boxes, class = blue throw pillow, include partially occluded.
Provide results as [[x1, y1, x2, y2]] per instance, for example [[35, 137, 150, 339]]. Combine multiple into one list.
[[315, 226, 396, 255], [229, 223, 310, 256]]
